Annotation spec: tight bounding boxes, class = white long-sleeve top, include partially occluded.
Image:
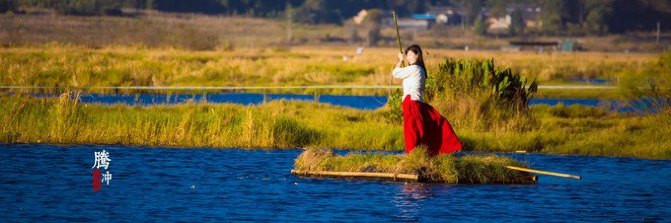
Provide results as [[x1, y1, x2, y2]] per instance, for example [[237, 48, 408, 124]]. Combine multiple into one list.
[[392, 65, 426, 102]]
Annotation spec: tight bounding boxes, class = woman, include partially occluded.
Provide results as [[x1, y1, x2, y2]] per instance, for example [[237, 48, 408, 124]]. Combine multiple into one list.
[[392, 45, 462, 156]]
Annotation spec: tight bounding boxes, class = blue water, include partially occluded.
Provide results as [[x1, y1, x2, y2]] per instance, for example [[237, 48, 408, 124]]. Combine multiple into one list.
[[73, 93, 388, 110], [1, 144, 670, 222], [53, 93, 666, 113], [568, 78, 610, 85], [530, 98, 666, 113]]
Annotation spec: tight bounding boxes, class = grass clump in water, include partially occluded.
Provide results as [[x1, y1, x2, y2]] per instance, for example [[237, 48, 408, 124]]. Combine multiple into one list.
[[294, 147, 535, 184], [272, 116, 321, 148]]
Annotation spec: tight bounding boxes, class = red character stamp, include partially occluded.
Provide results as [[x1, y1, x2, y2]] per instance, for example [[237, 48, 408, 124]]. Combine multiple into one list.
[[92, 150, 112, 192]]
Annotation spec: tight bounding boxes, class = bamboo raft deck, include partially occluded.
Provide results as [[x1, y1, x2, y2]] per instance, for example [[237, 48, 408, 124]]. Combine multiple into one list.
[[291, 149, 542, 184], [291, 168, 538, 184], [291, 170, 422, 182]]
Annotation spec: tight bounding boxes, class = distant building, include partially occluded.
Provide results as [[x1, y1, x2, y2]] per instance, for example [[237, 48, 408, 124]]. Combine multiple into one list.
[[482, 4, 542, 33], [396, 18, 430, 31], [427, 6, 463, 25], [488, 15, 511, 31], [353, 5, 543, 33], [559, 39, 578, 52], [508, 39, 579, 52], [374, 6, 464, 30], [352, 6, 478, 31], [412, 13, 435, 20], [509, 40, 557, 52], [374, 10, 430, 31], [353, 10, 368, 25], [520, 6, 542, 29]]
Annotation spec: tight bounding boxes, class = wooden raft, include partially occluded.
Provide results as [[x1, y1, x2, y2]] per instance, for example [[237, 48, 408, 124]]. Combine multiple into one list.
[[291, 170, 419, 182], [292, 165, 581, 183], [291, 169, 539, 183]]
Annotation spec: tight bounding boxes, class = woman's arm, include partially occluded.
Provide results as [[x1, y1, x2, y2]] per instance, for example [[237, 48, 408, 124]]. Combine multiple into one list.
[[392, 52, 413, 79], [395, 60, 403, 69], [392, 66, 420, 79]]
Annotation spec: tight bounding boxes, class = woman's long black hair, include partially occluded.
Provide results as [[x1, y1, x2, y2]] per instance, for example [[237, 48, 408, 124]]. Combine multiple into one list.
[[405, 44, 426, 76]]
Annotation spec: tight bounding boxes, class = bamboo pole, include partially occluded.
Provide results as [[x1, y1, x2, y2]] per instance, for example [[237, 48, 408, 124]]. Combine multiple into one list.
[[291, 170, 419, 181], [390, 11, 403, 97], [392, 11, 404, 67], [506, 166, 581, 180]]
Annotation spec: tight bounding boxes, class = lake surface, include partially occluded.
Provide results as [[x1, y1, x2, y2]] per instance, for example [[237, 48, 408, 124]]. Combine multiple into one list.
[[1, 144, 670, 222], [568, 78, 610, 85], [54, 93, 665, 113], [529, 98, 665, 113], [73, 93, 388, 110]]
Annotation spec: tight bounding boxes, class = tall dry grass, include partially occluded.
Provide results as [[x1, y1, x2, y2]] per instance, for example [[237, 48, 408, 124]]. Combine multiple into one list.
[[0, 94, 402, 150], [0, 45, 655, 98], [1, 94, 669, 159], [0, 12, 344, 49]]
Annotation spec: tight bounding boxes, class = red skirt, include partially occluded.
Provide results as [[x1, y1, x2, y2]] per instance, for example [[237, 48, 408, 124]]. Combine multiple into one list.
[[402, 95, 462, 156]]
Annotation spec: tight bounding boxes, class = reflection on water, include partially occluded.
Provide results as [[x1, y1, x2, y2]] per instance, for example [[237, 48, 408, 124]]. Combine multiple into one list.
[[400, 183, 433, 200], [393, 183, 433, 221]]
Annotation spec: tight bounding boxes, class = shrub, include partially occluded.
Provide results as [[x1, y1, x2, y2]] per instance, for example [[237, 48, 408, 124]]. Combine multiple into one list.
[[429, 58, 538, 111], [0, 0, 18, 13], [619, 52, 671, 112], [388, 58, 538, 131], [54, 0, 121, 16], [272, 116, 321, 148], [384, 89, 403, 124]]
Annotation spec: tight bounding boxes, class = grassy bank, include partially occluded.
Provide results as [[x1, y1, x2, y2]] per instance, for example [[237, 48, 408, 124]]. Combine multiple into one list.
[[293, 148, 535, 184], [462, 104, 671, 159], [0, 45, 654, 97], [0, 93, 403, 150], [1, 95, 669, 159]]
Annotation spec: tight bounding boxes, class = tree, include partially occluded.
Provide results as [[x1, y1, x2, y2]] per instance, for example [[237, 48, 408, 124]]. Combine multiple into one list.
[[20, 0, 671, 34], [474, 17, 488, 36], [293, 0, 327, 24], [364, 9, 383, 46], [456, 0, 484, 24], [540, 0, 565, 35], [152, 0, 223, 14], [509, 9, 525, 35], [582, 0, 613, 35], [609, 0, 668, 33], [0, 0, 19, 13], [51, 0, 122, 15], [402, 0, 426, 15], [489, 0, 507, 17]]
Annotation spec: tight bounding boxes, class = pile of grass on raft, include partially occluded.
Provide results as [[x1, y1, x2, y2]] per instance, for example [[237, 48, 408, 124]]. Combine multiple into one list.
[[294, 147, 535, 184]]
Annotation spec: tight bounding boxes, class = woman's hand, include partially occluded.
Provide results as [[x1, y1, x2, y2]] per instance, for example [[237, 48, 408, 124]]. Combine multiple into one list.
[[395, 52, 404, 69]]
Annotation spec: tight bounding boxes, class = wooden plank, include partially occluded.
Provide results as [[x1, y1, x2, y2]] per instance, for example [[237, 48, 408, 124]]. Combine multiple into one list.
[[506, 166, 581, 180], [291, 170, 419, 181], [392, 11, 404, 67], [292, 169, 538, 184]]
